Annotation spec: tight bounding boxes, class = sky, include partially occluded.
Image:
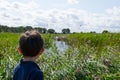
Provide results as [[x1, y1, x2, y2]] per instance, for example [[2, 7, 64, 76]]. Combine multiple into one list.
[[0, 0, 120, 32]]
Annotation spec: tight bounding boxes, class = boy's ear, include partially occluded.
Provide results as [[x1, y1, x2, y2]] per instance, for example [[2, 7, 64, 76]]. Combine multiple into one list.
[[18, 47, 23, 54], [39, 48, 44, 55]]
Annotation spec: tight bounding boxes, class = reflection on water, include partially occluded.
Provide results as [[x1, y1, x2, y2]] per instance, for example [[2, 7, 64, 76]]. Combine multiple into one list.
[[44, 40, 68, 54], [55, 41, 68, 53]]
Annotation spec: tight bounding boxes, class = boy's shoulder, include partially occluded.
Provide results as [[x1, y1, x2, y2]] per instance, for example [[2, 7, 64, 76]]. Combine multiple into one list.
[[30, 68, 44, 78], [14, 59, 42, 71], [13, 59, 44, 80], [26, 62, 44, 80]]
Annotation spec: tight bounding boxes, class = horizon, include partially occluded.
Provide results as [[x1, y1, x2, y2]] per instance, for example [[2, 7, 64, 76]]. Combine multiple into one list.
[[0, 0, 120, 33]]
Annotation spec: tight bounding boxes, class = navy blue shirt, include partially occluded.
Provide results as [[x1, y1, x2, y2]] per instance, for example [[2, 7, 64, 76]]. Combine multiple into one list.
[[13, 59, 44, 80]]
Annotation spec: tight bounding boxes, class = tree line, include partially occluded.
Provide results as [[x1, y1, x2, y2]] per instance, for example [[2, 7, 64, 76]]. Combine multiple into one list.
[[0, 25, 114, 34], [0, 25, 70, 34]]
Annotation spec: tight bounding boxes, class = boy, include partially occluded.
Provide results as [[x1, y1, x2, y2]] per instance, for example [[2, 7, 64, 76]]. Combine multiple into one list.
[[13, 30, 44, 80]]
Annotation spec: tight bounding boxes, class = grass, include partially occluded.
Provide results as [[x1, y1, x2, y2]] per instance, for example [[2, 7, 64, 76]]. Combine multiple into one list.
[[0, 33, 120, 80]]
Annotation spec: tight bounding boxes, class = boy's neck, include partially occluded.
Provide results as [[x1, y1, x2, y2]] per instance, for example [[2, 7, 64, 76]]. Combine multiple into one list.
[[23, 56, 37, 62]]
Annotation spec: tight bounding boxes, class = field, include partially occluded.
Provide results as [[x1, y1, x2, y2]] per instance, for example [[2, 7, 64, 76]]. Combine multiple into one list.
[[0, 33, 120, 80]]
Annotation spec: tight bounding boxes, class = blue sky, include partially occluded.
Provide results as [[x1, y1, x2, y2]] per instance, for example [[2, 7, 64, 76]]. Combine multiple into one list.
[[8, 0, 120, 12], [0, 0, 120, 32]]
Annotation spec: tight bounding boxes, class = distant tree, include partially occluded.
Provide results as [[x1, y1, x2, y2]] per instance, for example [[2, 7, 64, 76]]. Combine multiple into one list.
[[25, 26, 33, 31], [80, 32, 83, 33], [90, 31, 96, 33], [0, 25, 48, 33], [17, 26, 26, 33], [47, 29, 55, 34], [62, 28, 70, 34], [73, 32, 77, 34], [9, 27, 18, 33], [0, 25, 2, 32], [34, 27, 43, 33], [34, 27, 47, 33], [42, 28, 47, 33], [102, 30, 109, 34], [0, 25, 9, 32], [62, 29, 66, 34]]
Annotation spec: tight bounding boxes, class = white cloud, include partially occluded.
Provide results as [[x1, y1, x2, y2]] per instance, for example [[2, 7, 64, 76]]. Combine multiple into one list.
[[0, 0, 120, 32], [106, 7, 120, 16], [67, 0, 79, 4]]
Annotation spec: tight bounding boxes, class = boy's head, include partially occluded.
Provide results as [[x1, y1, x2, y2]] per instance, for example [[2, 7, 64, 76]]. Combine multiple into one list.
[[19, 30, 44, 57]]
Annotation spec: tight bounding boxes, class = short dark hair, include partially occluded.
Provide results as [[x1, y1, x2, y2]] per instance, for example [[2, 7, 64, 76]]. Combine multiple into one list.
[[19, 30, 44, 57]]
